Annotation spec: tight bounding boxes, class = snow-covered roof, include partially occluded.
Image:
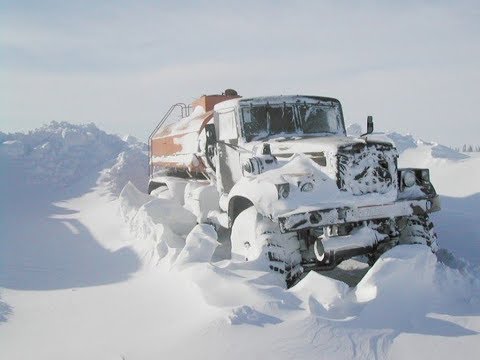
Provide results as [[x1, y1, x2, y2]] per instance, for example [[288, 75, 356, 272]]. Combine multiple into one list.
[[213, 98, 241, 112], [214, 95, 342, 112], [240, 95, 341, 106]]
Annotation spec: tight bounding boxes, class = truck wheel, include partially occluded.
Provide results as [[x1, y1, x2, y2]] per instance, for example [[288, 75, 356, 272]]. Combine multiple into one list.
[[231, 206, 303, 287], [398, 214, 438, 252]]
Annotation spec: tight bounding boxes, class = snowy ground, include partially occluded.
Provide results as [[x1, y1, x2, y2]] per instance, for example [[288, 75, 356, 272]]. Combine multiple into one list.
[[1, 122, 479, 359]]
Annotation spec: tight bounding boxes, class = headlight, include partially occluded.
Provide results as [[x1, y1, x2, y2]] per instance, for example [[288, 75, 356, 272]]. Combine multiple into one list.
[[421, 169, 430, 182], [242, 155, 277, 176], [300, 182, 314, 192], [242, 159, 254, 174], [402, 170, 416, 187], [276, 183, 290, 199]]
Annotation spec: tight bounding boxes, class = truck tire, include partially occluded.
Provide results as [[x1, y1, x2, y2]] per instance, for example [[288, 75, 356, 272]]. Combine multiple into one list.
[[231, 206, 303, 287], [398, 213, 438, 252]]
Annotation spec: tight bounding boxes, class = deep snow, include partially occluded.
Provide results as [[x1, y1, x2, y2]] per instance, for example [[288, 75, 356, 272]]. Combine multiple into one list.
[[1, 122, 479, 359]]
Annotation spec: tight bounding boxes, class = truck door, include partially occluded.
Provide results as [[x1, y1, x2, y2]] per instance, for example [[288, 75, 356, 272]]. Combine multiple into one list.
[[214, 109, 243, 194]]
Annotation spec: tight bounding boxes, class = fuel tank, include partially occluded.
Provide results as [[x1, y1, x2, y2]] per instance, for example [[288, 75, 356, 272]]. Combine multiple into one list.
[[150, 91, 240, 177]]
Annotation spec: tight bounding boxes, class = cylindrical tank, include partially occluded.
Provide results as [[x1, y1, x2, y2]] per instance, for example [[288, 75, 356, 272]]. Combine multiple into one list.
[[150, 92, 240, 178]]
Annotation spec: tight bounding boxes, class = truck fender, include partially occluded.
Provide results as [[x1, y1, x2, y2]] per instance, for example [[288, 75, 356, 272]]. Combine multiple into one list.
[[227, 178, 279, 227]]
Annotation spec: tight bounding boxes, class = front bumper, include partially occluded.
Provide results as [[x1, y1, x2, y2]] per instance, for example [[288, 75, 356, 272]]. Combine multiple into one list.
[[277, 195, 440, 232]]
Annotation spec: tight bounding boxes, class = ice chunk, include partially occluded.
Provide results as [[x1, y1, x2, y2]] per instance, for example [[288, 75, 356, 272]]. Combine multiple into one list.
[[174, 224, 218, 268], [355, 245, 436, 303], [119, 181, 153, 222], [184, 182, 220, 222], [291, 271, 349, 313], [228, 305, 281, 326], [140, 198, 196, 237]]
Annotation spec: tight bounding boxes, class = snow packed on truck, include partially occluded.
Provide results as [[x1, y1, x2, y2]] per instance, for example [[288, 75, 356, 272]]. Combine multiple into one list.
[[148, 89, 440, 286]]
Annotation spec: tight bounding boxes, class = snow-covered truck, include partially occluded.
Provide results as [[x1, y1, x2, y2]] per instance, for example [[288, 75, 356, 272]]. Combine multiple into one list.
[[148, 90, 441, 286]]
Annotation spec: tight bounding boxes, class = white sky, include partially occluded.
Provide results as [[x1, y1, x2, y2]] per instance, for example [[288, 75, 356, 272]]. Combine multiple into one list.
[[1, 0, 479, 145]]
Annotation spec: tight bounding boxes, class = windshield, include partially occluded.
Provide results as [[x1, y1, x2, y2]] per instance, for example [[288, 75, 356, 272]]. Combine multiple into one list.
[[240, 101, 344, 142]]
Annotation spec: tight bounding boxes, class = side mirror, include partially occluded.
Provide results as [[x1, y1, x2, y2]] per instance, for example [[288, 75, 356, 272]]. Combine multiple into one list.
[[366, 115, 374, 134]]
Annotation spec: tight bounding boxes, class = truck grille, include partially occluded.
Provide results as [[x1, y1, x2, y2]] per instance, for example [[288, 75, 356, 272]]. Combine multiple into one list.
[[337, 143, 398, 195]]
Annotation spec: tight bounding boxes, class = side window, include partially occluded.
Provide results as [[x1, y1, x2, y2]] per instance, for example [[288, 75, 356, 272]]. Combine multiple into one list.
[[217, 110, 238, 141], [242, 106, 267, 141]]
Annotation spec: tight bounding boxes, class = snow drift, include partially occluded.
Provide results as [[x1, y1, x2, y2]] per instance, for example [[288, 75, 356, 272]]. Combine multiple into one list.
[[347, 123, 468, 160], [0, 121, 149, 192], [119, 182, 197, 265], [0, 121, 125, 186], [2, 121, 479, 360], [99, 147, 148, 195], [117, 179, 480, 359]]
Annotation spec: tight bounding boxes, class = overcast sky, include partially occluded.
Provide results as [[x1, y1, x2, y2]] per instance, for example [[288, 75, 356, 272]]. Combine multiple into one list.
[[1, 0, 479, 145]]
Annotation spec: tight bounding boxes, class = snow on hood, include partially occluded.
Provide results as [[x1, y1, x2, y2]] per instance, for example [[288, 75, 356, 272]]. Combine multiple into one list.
[[233, 153, 398, 218], [245, 133, 395, 161], [247, 136, 364, 156]]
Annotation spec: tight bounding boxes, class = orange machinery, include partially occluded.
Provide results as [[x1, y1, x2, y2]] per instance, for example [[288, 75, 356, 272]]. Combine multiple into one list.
[[149, 89, 240, 178]]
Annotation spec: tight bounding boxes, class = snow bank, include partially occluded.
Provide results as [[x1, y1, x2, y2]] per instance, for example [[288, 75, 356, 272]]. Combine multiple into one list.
[[0, 121, 126, 186], [385, 132, 418, 153], [3, 119, 479, 359], [122, 134, 148, 151], [346, 123, 363, 137], [99, 147, 148, 195], [116, 166, 479, 326], [0, 293, 12, 323], [420, 140, 469, 160], [291, 271, 349, 314], [119, 182, 198, 265], [118, 182, 153, 222], [228, 305, 282, 326], [355, 245, 437, 303], [119, 180, 479, 315], [113, 171, 479, 360], [351, 245, 480, 343], [387, 133, 467, 160], [0, 121, 150, 196], [141, 197, 197, 236], [179, 239, 479, 343], [174, 224, 218, 269], [347, 123, 467, 160]]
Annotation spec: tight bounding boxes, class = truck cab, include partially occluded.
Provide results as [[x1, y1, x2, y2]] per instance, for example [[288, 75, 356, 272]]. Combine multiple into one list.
[[213, 96, 346, 194]]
